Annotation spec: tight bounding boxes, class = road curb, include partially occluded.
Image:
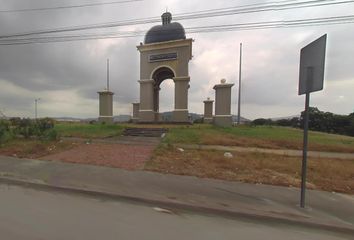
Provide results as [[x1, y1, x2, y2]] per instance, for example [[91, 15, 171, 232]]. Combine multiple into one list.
[[1, 176, 353, 235]]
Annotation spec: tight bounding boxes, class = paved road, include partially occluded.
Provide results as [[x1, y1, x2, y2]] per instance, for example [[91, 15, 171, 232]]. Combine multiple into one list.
[[1, 156, 353, 232], [0, 184, 350, 240]]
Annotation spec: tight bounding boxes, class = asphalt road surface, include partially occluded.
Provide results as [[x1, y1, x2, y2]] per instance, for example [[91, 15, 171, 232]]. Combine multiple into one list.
[[0, 183, 350, 240]]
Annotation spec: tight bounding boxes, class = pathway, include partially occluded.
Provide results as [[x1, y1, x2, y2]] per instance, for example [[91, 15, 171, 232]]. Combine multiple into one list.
[[174, 144, 354, 159]]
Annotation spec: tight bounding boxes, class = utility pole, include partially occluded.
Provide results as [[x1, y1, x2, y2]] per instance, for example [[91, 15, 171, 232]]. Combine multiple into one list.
[[237, 43, 242, 125], [107, 58, 110, 91], [35, 98, 41, 119]]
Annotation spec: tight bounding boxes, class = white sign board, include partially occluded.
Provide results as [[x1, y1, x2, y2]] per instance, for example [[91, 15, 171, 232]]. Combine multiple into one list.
[[298, 34, 327, 95]]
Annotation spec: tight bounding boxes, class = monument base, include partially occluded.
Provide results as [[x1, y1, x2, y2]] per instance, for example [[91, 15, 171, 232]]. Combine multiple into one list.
[[131, 118, 139, 123], [172, 110, 189, 122], [204, 117, 213, 124], [213, 115, 232, 127], [99, 116, 113, 124], [138, 110, 155, 122]]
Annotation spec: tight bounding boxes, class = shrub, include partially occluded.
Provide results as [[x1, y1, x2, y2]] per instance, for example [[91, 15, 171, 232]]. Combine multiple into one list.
[[0, 119, 10, 133], [9, 117, 56, 139], [41, 129, 59, 141], [9, 117, 22, 126], [0, 120, 11, 143], [1, 117, 58, 142], [35, 117, 55, 135], [17, 118, 36, 138], [193, 118, 204, 124]]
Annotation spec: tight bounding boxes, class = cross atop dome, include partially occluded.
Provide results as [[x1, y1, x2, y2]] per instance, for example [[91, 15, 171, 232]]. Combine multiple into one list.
[[161, 11, 172, 25]]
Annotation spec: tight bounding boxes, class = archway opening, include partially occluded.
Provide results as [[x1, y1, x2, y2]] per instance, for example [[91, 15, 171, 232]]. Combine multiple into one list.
[[152, 67, 175, 121], [159, 79, 174, 118]]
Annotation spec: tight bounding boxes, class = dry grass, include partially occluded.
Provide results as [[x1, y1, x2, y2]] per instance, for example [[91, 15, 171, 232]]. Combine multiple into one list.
[[201, 133, 291, 149], [0, 139, 80, 159], [201, 132, 354, 152], [145, 146, 354, 194]]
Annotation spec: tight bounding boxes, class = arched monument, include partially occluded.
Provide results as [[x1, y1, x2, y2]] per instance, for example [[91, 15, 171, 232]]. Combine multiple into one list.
[[135, 12, 193, 123]]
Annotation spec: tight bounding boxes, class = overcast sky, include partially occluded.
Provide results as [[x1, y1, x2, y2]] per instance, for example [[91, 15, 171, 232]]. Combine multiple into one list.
[[0, 0, 353, 120]]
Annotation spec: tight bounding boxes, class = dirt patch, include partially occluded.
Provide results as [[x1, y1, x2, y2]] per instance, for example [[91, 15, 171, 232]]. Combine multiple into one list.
[[40, 143, 155, 170], [2, 136, 352, 194], [145, 146, 354, 194]]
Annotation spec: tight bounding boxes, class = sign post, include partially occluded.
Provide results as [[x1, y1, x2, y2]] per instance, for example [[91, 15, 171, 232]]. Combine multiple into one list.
[[298, 34, 327, 208]]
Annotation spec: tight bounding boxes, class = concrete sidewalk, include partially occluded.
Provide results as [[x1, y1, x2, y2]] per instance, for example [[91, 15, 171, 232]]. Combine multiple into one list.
[[174, 144, 354, 159], [0, 155, 353, 234]]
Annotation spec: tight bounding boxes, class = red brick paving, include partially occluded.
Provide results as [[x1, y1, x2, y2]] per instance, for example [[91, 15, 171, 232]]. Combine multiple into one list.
[[40, 143, 155, 170]]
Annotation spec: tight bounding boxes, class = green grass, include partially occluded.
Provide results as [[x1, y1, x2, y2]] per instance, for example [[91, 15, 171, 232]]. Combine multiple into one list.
[[162, 124, 354, 152], [220, 125, 302, 140], [222, 125, 354, 147], [53, 122, 354, 152], [54, 122, 124, 138], [164, 124, 298, 144], [163, 125, 204, 145]]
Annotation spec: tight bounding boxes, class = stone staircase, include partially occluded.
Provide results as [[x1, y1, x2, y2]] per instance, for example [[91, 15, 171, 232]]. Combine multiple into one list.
[[122, 128, 168, 138]]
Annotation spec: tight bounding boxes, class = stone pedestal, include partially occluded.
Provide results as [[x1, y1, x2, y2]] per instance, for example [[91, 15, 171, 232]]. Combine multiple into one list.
[[172, 76, 190, 122], [213, 82, 234, 127], [132, 103, 140, 123], [98, 90, 114, 124], [203, 98, 214, 124]]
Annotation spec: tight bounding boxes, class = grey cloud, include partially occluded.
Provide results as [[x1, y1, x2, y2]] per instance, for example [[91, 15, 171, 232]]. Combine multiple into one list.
[[0, 0, 353, 118]]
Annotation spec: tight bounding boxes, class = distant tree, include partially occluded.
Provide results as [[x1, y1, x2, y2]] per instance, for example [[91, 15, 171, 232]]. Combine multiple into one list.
[[301, 107, 326, 131], [275, 119, 290, 126], [290, 117, 300, 128], [332, 114, 350, 135], [345, 113, 354, 136], [300, 107, 354, 136], [0, 120, 10, 143], [252, 108, 352, 136], [252, 118, 273, 126]]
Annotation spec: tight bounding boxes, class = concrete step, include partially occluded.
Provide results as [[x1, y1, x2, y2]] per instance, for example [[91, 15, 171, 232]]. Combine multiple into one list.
[[114, 136, 161, 145], [122, 128, 168, 137]]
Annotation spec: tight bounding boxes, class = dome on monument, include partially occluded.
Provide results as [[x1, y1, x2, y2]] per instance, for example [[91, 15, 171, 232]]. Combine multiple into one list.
[[144, 12, 186, 44]]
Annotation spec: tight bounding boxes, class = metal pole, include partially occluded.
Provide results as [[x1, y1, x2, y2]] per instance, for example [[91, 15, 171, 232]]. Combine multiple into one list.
[[35, 99, 37, 119], [107, 58, 110, 91], [34, 98, 41, 119], [300, 92, 310, 208], [237, 43, 242, 125], [300, 66, 313, 208]]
